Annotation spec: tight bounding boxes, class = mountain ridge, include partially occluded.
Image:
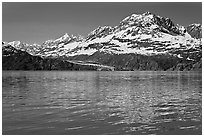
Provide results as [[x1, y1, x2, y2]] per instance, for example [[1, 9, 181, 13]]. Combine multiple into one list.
[[2, 12, 202, 71]]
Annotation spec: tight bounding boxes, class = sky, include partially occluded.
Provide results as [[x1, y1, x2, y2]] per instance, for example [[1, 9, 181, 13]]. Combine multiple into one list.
[[2, 2, 202, 44]]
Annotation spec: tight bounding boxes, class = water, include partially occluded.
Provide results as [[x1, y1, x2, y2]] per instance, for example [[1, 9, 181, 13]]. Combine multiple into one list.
[[2, 71, 202, 135]]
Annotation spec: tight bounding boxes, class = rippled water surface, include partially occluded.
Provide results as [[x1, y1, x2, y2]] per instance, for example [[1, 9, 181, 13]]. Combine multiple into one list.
[[2, 71, 202, 135]]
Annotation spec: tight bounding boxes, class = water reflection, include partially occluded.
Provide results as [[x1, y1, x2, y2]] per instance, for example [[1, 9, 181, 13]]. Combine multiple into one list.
[[2, 71, 202, 135]]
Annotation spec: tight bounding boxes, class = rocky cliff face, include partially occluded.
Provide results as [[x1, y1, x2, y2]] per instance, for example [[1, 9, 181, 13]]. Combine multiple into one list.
[[186, 24, 202, 39]]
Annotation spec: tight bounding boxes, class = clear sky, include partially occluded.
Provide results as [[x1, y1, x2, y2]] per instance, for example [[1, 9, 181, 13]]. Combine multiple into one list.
[[2, 2, 202, 44]]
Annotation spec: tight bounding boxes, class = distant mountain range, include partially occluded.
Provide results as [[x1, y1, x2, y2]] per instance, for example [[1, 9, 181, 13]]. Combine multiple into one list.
[[2, 12, 202, 71]]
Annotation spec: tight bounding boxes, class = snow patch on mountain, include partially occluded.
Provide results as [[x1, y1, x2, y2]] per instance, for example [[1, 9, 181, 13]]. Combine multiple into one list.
[[7, 41, 21, 47], [68, 47, 98, 56], [63, 41, 81, 51]]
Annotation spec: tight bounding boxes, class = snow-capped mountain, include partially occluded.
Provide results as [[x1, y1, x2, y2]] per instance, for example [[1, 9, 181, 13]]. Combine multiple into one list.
[[3, 12, 202, 70], [3, 33, 84, 57]]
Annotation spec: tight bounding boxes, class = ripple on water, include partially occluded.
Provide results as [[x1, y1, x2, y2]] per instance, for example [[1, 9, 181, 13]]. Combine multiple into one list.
[[2, 71, 202, 135]]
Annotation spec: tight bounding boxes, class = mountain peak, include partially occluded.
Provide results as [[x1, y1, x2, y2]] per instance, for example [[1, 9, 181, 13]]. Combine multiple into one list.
[[63, 33, 69, 38], [7, 41, 21, 47], [53, 33, 72, 43], [60, 33, 71, 39], [142, 11, 153, 16], [189, 23, 201, 28], [86, 25, 114, 40]]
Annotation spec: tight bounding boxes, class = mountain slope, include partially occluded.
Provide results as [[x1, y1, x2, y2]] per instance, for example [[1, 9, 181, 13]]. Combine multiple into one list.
[[2, 45, 113, 70]]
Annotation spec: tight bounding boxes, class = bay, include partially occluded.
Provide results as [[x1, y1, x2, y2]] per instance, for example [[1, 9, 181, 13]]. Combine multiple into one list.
[[2, 71, 202, 135]]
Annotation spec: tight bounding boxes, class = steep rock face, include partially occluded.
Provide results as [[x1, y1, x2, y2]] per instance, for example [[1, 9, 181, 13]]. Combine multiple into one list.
[[186, 24, 202, 39]]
